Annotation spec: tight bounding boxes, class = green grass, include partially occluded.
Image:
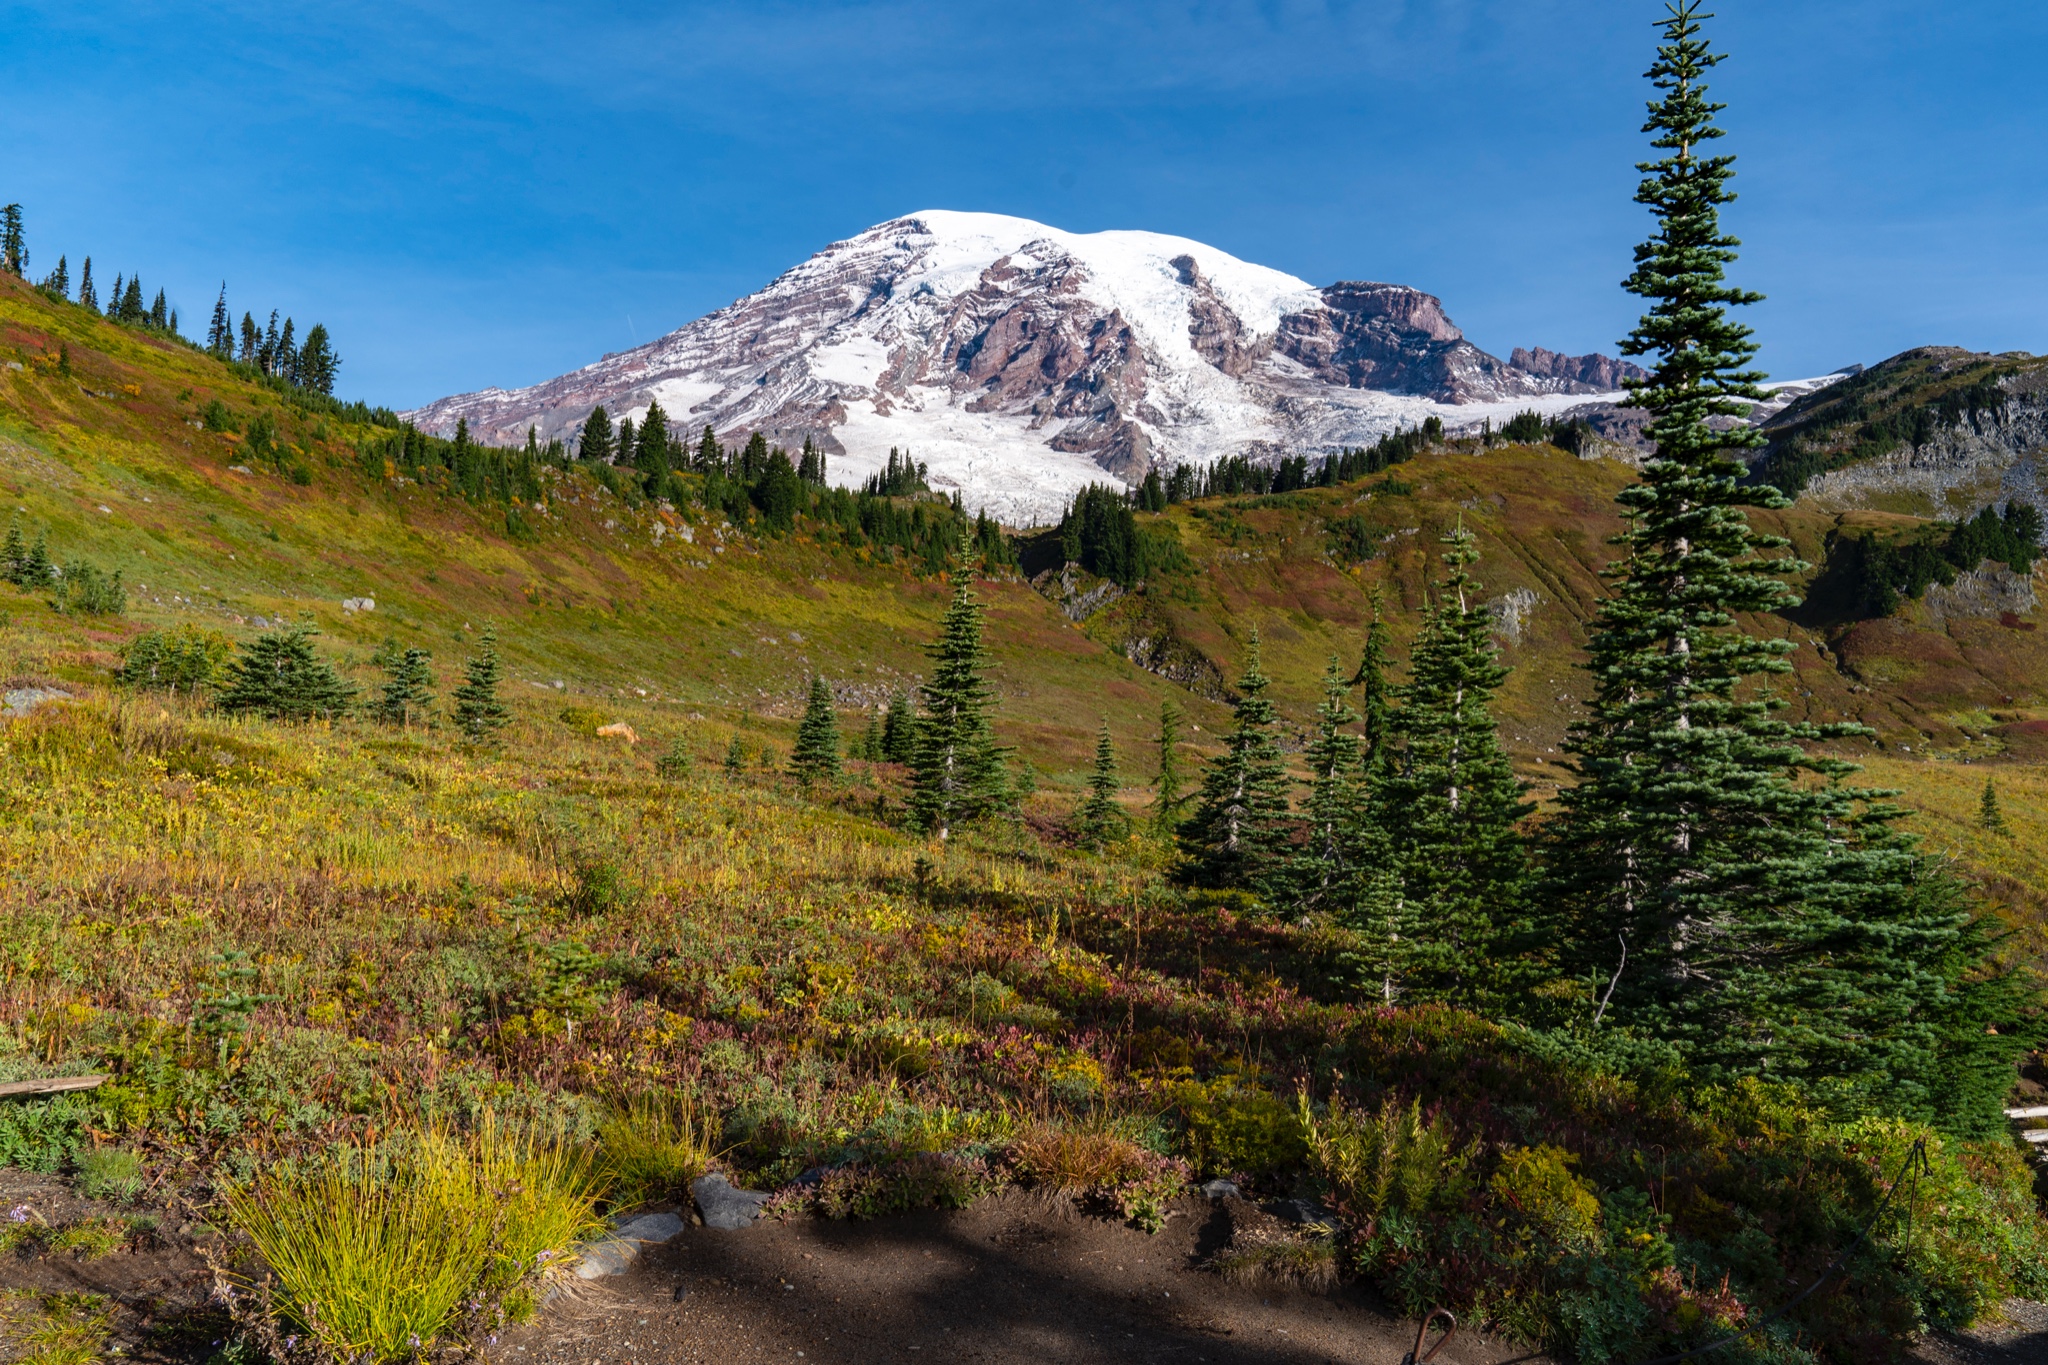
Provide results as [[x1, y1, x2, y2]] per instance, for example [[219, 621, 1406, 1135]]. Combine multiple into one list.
[[219, 1119, 604, 1363]]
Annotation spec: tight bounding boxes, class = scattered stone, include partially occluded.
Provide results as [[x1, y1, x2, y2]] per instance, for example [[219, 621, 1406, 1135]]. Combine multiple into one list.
[[1, 688, 70, 720], [693, 1172, 770, 1230], [342, 597, 375, 613], [596, 722, 640, 744], [228, 465, 253, 474], [1264, 1197, 1341, 1232], [572, 1211, 685, 1280], [1199, 1178, 1240, 1200]]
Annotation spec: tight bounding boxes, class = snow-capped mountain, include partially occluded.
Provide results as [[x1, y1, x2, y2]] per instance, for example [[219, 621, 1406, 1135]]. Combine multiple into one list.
[[403, 211, 1642, 523]]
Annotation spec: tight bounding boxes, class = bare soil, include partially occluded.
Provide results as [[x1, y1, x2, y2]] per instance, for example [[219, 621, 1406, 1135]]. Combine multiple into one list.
[[507, 1190, 1551, 1365]]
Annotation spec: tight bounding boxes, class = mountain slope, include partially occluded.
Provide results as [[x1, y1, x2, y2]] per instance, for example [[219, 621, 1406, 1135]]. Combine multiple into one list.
[[403, 211, 1640, 521]]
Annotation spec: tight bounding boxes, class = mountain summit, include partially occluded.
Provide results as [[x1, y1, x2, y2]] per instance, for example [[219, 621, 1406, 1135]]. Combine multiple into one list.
[[405, 211, 1640, 521]]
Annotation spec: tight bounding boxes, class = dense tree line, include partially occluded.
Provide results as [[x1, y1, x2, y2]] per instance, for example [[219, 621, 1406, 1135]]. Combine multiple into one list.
[[1847, 500, 2042, 616], [1055, 484, 1187, 587]]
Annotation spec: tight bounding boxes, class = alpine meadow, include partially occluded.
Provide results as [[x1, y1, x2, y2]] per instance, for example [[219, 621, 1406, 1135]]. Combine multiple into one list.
[[2, 6, 2048, 1365]]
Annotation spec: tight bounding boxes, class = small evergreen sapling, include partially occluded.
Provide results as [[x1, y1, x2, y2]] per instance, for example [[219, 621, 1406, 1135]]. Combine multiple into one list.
[[215, 626, 357, 720], [723, 732, 747, 776], [790, 675, 844, 785], [1075, 720, 1128, 849], [451, 628, 510, 740], [1979, 777, 2008, 835], [1151, 700, 1188, 837], [1290, 658, 1368, 915], [880, 690, 917, 763], [376, 646, 436, 728], [1179, 630, 1294, 900]]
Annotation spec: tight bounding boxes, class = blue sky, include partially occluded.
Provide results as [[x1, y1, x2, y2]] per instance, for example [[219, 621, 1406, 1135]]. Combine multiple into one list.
[[4, 1, 2045, 410]]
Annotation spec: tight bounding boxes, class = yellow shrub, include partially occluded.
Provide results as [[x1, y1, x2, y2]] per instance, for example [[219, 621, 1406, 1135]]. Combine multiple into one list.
[[1492, 1145, 1602, 1249]]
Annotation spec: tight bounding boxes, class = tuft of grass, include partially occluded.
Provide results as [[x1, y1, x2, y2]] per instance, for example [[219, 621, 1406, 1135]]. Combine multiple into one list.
[[1008, 1126, 1151, 1191], [73, 1146, 145, 1203], [595, 1092, 710, 1210], [1210, 1236, 1339, 1292], [220, 1117, 605, 1364], [0, 1290, 114, 1365], [46, 1217, 125, 1261]]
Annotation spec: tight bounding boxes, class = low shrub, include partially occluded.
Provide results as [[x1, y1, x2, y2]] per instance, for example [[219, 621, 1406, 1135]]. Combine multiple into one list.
[[1164, 1075, 1306, 1178], [73, 1147, 145, 1203], [1211, 1236, 1340, 1292], [1008, 1126, 1150, 1191]]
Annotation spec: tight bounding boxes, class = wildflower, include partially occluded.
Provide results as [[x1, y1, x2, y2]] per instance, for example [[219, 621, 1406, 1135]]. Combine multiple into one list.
[[6, 1203, 29, 1222]]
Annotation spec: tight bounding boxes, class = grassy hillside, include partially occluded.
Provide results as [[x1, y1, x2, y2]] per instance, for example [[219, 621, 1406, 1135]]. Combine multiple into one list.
[[3, 270, 2047, 1363]]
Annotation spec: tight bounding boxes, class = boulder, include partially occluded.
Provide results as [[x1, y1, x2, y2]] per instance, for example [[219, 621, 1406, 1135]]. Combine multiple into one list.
[[572, 1211, 685, 1280], [692, 1172, 770, 1230]]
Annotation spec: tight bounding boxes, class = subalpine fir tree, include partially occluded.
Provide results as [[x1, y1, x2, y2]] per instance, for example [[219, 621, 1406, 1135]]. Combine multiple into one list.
[[858, 708, 885, 762], [215, 626, 357, 720], [790, 675, 843, 785], [1546, 4, 2033, 1127], [636, 401, 672, 496], [207, 286, 232, 358], [696, 425, 721, 473], [451, 627, 510, 741], [277, 319, 296, 378], [78, 258, 96, 313], [880, 689, 917, 763], [579, 406, 614, 464], [1151, 700, 1188, 836], [1979, 777, 2008, 834], [723, 731, 746, 776], [1075, 720, 1127, 849], [1179, 630, 1293, 899], [41, 255, 68, 299], [120, 277, 145, 324], [375, 646, 435, 728], [150, 289, 169, 331], [1, 519, 24, 583], [239, 312, 258, 363], [297, 324, 338, 394], [615, 416, 635, 470], [0, 204, 24, 277], [907, 565, 1013, 840], [21, 529, 51, 587], [1290, 658, 1368, 915], [1380, 527, 1530, 1007]]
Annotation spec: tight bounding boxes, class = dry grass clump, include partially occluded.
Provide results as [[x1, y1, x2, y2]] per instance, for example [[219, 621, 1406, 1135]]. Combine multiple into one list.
[[219, 1116, 605, 1363], [0, 1289, 115, 1365], [1008, 1126, 1152, 1191]]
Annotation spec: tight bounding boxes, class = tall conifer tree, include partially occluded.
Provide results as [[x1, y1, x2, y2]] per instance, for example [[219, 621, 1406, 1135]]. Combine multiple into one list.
[[579, 406, 614, 464], [78, 258, 97, 313], [1179, 630, 1293, 899], [0, 204, 24, 277], [1545, 4, 2031, 1127], [1380, 527, 1530, 1007], [907, 565, 1012, 840], [207, 285, 232, 358]]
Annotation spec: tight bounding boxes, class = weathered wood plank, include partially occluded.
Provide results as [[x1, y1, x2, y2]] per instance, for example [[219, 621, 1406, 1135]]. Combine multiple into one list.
[[0, 1075, 107, 1099]]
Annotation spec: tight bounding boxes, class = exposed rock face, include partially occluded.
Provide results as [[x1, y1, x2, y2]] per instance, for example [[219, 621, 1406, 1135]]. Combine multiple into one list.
[[403, 211, 1635, 522], [1510, 347, 1650, 392], [1780, 353, 2048, 520]]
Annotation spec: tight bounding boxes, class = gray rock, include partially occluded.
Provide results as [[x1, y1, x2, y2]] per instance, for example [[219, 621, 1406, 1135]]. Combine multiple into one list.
[[571, 1211, 685, 1280], [1, 688, 69, 720], [1265, 1197, 1342, 1232], [692, 1172, 770, 1230], [1199, 1178, 1241, 1200]]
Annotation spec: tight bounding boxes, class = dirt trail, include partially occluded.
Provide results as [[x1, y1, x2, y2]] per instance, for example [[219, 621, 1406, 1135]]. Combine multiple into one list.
[[509, 1190, 1547, 1365]]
